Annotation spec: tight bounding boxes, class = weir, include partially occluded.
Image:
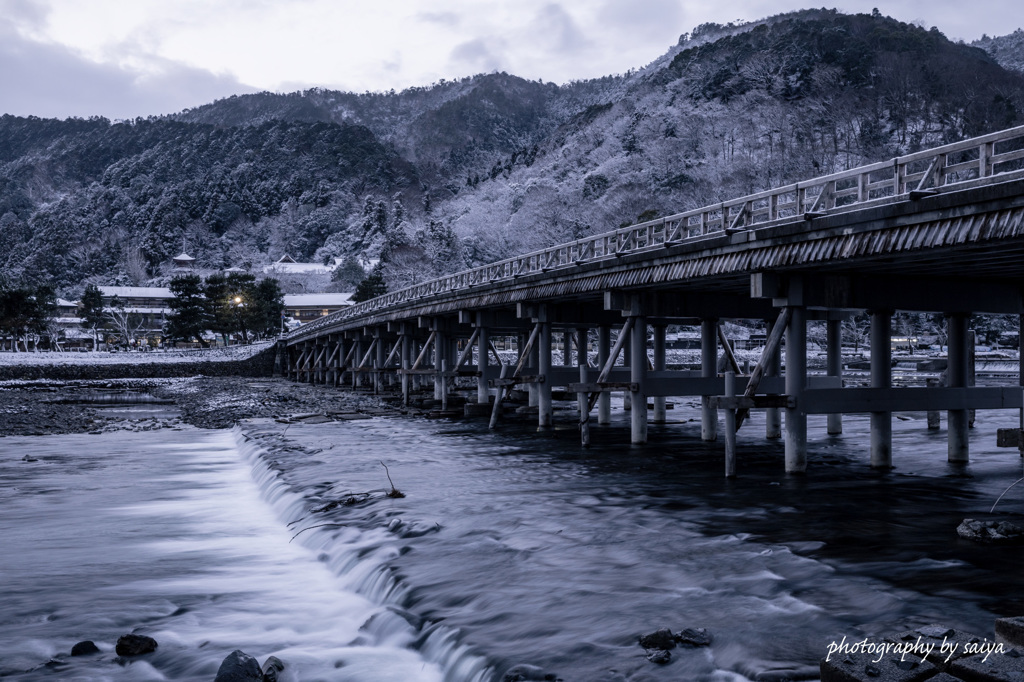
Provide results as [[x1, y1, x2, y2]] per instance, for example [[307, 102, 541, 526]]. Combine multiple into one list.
[[283, 125, 1024, 474]]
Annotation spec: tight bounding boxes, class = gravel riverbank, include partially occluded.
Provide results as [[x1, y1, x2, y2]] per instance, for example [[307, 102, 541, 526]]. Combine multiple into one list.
[[0, 376, 390, 436]]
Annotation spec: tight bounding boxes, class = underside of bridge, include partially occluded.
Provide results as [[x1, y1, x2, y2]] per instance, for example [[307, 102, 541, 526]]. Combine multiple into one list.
[[283, 156, 1024, 475]]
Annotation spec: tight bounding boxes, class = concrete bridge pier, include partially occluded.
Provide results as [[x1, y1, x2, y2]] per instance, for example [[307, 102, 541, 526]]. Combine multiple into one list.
[[701, 318, 718, 442], [576, 326, 590, 418], [401, 326, 411, 406], [527, 332, 539, 408], [477, 317, 490, 405], [826, 317, 843, 435], [870, 310, 893, 468], [765, 316, 782, 440], [433, 324, 445, 402], [622, 332, 632, 412], [785, 305, 807, 473], [652, 324, 667, 423], [947, 312, 971, 463], [352, 335, 362, 389], [598, 326, 611, 425], [374, 328, 384, 395], [630, 311, 648, 444], [538, 310, 553, 429]]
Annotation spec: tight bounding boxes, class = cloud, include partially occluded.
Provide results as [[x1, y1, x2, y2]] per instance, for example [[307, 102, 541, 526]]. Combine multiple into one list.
[[417, 10, 460, 27], [0, 19, 255, 119], [531, 3, 590, 54], [450, 38, 506, 74], [598, 0, 684, 39]]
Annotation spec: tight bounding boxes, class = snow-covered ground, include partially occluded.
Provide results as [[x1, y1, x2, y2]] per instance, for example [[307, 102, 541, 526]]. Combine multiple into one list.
[[0, 341, 274, 366]]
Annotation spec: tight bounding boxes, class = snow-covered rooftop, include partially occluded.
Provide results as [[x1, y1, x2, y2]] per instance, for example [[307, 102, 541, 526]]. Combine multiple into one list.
[[283, 293, 354, 307], [99, 286, 174, 299]]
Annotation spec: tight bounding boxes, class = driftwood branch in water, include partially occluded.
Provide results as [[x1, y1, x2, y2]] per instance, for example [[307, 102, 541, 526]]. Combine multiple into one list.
[[381, 461, 405, 498]]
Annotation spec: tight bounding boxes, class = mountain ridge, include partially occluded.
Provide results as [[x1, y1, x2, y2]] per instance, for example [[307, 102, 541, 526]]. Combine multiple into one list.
[[2, 8, 1023, 295]]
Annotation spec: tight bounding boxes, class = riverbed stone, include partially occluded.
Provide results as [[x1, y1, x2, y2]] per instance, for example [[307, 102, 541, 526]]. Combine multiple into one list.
[[501, 663, 556, 681], [820, 650, 936, 682], [645, 649, 672, 664], [213, 650, 263, 682], [886, 626, 985, 669], [114, 633, 157, 656], [638, 628, 676, 650], [948, 645, 1024, 681], [677, 627, 713, 647], [260, 655, 285, 682], [957, 519, 1024, 543], [70, 640, 100, 656], [996, 618, 1024, 648]]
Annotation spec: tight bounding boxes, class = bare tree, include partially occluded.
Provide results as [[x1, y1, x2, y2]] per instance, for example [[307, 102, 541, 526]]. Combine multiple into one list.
[[106, 298, 148, 348]]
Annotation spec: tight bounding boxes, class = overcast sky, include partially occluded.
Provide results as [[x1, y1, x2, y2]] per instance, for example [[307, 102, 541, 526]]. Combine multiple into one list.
[[1, 0, 1021, 120]]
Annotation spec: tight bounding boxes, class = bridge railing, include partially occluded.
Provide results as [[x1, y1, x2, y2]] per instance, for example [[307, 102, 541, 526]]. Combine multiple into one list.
[[289, 124, 1024, 340]]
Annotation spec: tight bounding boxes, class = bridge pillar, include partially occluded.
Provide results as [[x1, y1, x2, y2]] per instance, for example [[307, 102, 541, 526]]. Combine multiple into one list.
[[477, 321, 490, 405], [947, 313, 971, 463], [538, 313, 553, 429], [576, 327, 590, 417], [630, 313, 648, 444], [701, 318, 719, 442], [785, 306, 807, 473], [652, 324, 667, 423], [434, 328, 445, 402], [352, 336, 361, 389], [401, 328, 411, 406], [562, 330, 572, 366], [622, 332, 631, 412], [827, 317, 843, 435], [374, 328, 384, 395], [527, 332, 539, 407], [598, 326, 611, 424], [870, 310, 892, 468], [765, 317, 782, 439]]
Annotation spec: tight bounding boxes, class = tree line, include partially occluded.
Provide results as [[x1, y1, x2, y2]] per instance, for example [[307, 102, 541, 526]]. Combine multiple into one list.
[[162, 273, 284, 347]]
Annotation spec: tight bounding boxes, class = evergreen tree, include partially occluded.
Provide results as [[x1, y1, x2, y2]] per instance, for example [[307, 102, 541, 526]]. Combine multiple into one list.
[[165, 274, 210, 347], [245, 277, 285, 339], [79, 284, 106, 351], [352, 263, 388, 302]]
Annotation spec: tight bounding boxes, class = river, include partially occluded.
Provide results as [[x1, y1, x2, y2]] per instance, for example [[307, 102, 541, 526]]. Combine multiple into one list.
[[1, 400, 1023, 681]]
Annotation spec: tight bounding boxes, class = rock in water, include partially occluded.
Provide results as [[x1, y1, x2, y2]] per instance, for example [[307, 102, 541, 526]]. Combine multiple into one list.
[[114, 634, 157, 656], [213, 650, 263, 682], [261, 655, 285, 682], [502, 663, 556, 681], [646, 649, 672, 664], [957, 518, 1024, 543], [70, 640, 100, 656], [676, 627, 713, 647], [638, 628, 677, 650]]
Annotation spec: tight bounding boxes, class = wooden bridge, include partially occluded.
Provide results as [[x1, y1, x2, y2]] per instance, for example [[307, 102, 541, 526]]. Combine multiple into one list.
[[282, 125, 1024, 475]]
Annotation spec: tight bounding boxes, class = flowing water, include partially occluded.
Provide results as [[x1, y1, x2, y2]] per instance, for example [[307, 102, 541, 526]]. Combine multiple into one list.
[[2, 399, 1024, 681]]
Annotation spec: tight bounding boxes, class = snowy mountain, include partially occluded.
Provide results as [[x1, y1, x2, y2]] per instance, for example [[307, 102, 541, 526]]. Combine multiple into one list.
[[974, 29, 1024, 73], [2, 8, 1023, 294]]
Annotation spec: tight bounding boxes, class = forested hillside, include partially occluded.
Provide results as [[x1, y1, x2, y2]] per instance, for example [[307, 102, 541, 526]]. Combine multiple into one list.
[[2, 9, 1023, 296]]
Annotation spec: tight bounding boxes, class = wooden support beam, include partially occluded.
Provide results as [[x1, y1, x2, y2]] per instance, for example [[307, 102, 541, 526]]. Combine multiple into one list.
[[735, 307, 791, 430], [411, 331, 436, 371], [490, 322, 542, 429], [579, 317, 635, 433], [357, 337, 378, 370], [382, 338, 402, 368], [455, 328, 480, 369], [717, 323, 741, 375], [568, 381, 639, 392]]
